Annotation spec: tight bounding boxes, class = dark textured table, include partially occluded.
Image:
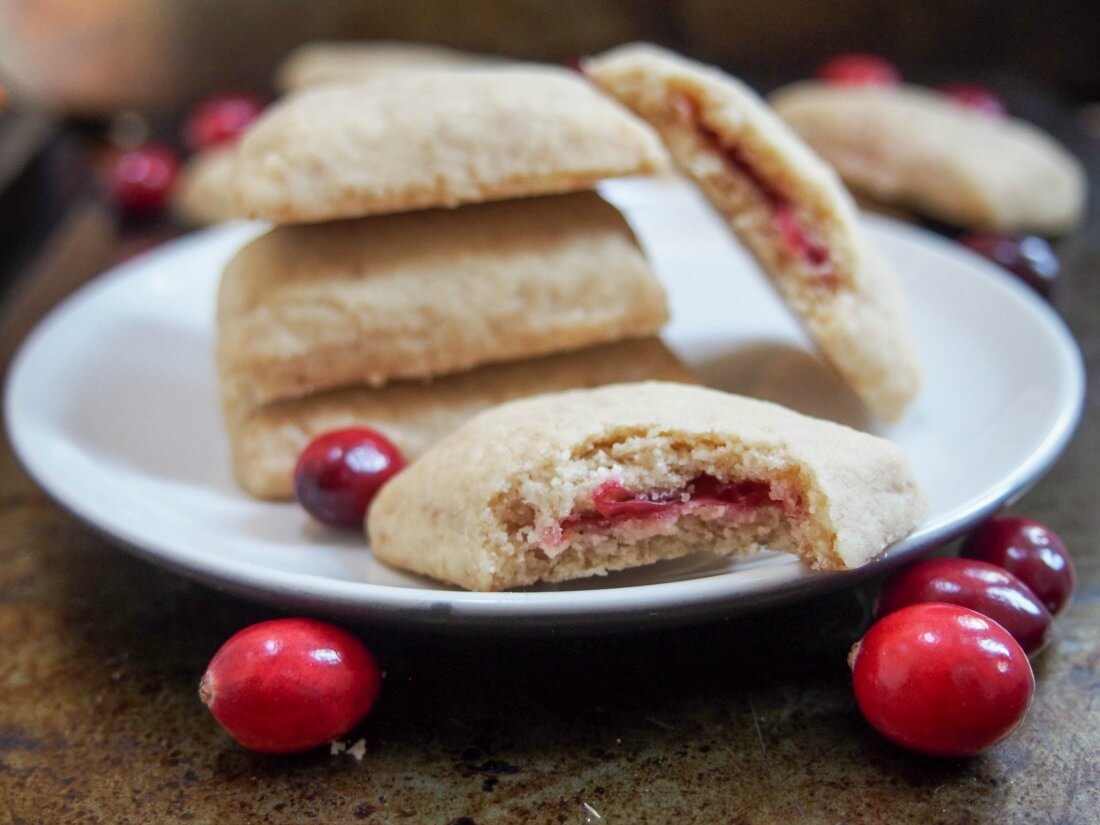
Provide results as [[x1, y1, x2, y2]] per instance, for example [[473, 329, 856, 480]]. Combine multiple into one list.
[[1, 101, 1098, 824]]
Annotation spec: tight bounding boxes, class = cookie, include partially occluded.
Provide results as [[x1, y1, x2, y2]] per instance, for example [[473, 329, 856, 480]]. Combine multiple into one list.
[[217, 191, 669, 413], [770, 82, 1086, 234], [234, 66, 667, 223], [173, 146, 238, 226], [228, 338, 696, 500], [275, 40, 502, 92], [368, 382, 926, 591], [584, 44, 920, 421]]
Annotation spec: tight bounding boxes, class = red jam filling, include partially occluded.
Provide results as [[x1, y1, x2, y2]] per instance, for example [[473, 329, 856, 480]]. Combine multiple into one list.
[[673, 95, 836, 286], [559, 475, 796, 535]]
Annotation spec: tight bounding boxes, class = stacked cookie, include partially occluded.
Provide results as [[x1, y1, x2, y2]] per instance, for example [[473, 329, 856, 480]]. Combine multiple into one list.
[[217, 65, 692, 499]]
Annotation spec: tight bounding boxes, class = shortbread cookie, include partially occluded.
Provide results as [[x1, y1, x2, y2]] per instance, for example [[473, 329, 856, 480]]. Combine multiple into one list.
[[234, 66, 667, 223], [368, 382, 927, 591], [217, 191, 669, 413], [275, 41, 502, 92], [770, 82, 1086, 234], [585, 44, 921, 421], [228, 338, 696, 500], [173, 147, 238, 226]]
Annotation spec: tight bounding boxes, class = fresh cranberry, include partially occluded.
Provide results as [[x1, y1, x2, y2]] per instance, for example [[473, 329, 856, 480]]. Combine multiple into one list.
[[851, 603, 1034, 757], [183, 92, 267, 152], [816, 54, 900, 87], [937, 83, 1007, 117], [876, 557, 1052, 655], [106, 143, 180, 215], [958, 233, 1059, 298], [294, 428, 405, 528], [962, 515, 1076, 615], [199, 618, 382, 754]]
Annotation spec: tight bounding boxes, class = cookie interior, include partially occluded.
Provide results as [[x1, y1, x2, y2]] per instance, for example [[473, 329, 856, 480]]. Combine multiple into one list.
[[487, 427, 836, 588], [657, 90, 854, 322]]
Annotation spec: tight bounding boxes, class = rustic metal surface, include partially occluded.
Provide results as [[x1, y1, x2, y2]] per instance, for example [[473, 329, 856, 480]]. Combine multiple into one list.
[[1, 107, 1098, 824]]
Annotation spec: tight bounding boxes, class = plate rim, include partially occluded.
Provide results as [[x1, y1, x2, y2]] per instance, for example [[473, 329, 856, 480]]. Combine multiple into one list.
[[3, 214, 1086, 628]]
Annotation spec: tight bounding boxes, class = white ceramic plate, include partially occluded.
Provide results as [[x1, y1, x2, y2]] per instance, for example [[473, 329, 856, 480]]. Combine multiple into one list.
[[4, 178, 1084, 630]]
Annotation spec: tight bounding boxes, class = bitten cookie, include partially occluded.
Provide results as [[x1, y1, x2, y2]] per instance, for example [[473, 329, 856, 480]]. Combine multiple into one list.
[[275, 40, 503, 92], [228, 338, 696, 500], [216, 191, 669, 413], [770, 82, 1086, 234], [234, 66, 667, 223], [585, 44, 921, 421], [368, 382, 927, 591]]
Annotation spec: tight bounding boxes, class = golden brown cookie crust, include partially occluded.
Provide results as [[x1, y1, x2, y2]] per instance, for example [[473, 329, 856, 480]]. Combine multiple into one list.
[[275, 40, 504, 93], [216, 191, 670, 414], [234, 66, 668, 223], [770, 82, 1086, 234]]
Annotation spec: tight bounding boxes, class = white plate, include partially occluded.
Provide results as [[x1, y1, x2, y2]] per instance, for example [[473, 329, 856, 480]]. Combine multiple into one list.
[[4, 178, 1085, 630]]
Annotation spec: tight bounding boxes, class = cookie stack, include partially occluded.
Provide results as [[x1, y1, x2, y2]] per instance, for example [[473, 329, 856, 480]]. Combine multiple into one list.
[[217, 65, 694, 499]]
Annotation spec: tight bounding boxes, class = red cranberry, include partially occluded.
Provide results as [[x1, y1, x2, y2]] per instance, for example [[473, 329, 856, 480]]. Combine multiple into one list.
[[106, 143, 180, 215], [876, 557, 1052, 655], [958, 233, 1059, 298], [294, 428, 405, 528], [962, 515, 1076, 615], [199, 618, 382, 754], [851, 603, 1034, 757], [183, 92, 267, 152], [937, 83, 1007, 117], [816, 54, 900, 87]]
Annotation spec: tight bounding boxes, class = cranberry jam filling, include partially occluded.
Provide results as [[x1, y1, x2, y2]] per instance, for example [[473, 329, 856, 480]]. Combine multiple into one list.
[[558, 475, 800, 536], [671, 95, 835, 284]]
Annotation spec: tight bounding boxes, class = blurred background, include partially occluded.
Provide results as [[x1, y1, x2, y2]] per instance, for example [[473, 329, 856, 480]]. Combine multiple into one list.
[[1, 0, 1097, 337], [2, 0, 1099, 110]]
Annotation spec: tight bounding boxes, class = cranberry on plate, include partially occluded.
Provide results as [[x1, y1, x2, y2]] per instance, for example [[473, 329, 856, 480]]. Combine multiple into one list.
[[937, 83, 1008, 117], [876, 556, 1053, 655], [183, 92, 268, 152], [962, 515, 1076, 615], [294, 428, 406, 528], [958, 233, 1059, 298], [200, 618, 382, 754], [851, 603, 1034, 757], [816, 53, 900, 87], [105, 143, 180, 215]]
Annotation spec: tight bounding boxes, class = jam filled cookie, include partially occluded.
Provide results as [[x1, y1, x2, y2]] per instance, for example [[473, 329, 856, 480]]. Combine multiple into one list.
[[275, 41, 505, 93], [216, 191, 669, 414], [234, 66, 667, 223], [770, 83, 1085, 234], [585, 44, 921, 421], [368, 382, 926, 591], [227, 338, 696, 500]]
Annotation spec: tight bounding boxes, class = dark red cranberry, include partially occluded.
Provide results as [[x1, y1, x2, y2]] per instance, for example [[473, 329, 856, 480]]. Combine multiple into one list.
[[106, 143, 180, 215], [876, 557, 1053, 655], [937, 83, 1008, 117], [962, 515, 1076, 615], [294, 428, 405, 528], [184, 92, 267, 152], [816, 54, 900, 87], [851, 604, 1034, 757], [958, 233, 1059, 298]]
